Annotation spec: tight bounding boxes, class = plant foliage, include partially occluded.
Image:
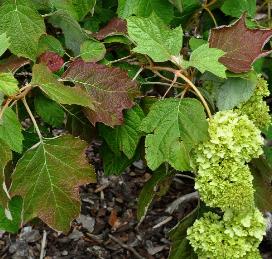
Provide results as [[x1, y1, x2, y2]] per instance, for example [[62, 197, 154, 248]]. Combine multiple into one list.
[[0, 0, 271, 258]]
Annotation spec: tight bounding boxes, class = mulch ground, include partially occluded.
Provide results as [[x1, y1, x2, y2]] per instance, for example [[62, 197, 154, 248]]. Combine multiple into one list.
[[1, 140, 272, 258], [0, 141, 196, 259]]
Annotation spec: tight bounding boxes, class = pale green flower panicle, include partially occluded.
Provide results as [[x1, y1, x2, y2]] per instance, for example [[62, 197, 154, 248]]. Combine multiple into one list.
[[189, 109, 267, 258], [195, 161, 254, 211], [187, 209, 266, 259], [236, 76, 271, 130]]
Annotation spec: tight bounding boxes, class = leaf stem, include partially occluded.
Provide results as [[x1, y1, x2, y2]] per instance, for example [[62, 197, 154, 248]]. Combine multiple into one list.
[[206, 0, 217, 8], [203, 6, 218, 27], [176, 72, 212, 118], [162, 73, 177, 98], [141, 81, 184, 88], [180, 86, 189, 99], [0, 99, 12, 121], [22, 98, 43, 141], [175, 71, 212, 118], [12, 84, 32, 100], [106, 54, 133, 65], [132, 67, 143, 81], [144, 65, 212, 119]]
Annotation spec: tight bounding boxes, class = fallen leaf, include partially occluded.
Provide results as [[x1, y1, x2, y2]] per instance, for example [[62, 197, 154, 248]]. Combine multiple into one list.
[[209, 14, 272, 73], [108, 208, 118, 228]]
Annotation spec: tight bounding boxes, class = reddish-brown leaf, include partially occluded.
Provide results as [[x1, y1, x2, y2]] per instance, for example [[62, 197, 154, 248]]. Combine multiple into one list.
[[62, 60, 139, 127], [209, 14, 272, 73], [94, 18, 127, 40], [0, 56, 30, 74], [38, 51, 64, 72]]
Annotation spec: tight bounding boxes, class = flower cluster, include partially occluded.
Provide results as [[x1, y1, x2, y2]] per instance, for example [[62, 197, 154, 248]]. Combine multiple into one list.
[[187, 209, 266, 258], [236, 76, 271, 130], [188, 110, 266, 258], [193, 111, 263, 167], [192, 110, 263, 211], [195, 161, 254, 211]]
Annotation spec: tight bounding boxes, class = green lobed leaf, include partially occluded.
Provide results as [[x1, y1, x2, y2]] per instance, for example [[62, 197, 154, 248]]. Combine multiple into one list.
[[127, 14, 183, 62], [0, 107, 23, 153], [103, 35, 131, 45], [145, 0, 174, 24], [221, 0, 256, 18], [0, 0, 45, 60], [0, 140, 12, 206], [189, 37, 207, 51], [98, 105, 145, 159], [11, 135, 96, 233], [137, 169, 169, 222], [80, 40, 106, 62], [99, 144, 133, 176], [216, 73, 257, 111], [31, 0, 53, 11], [0, 196, 23, 233], [32, 64, 94, 108], [37, 34, 65, 57], [169, 0, 183, 13], [251, 157, 272, 212], [65, 106, 95, 142], [100, 143, 137, 176], [182, 44, 226, 78], [0, 72, 19, 96], [51, 0, 96, 21], [118, 0, 174, 24], [169, 203, 199, 259], [117, 0, 138, 18], [0, 93, 3, 105], [0, 33, 10, 57], [171, 0, 202, 25], [34, 94, 65, 127], [140, 98, 209, 171], [48, 10, 88, 55]]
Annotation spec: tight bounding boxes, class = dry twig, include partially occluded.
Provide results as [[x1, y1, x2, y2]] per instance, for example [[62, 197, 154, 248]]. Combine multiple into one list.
[[108, 234, 144, 259]]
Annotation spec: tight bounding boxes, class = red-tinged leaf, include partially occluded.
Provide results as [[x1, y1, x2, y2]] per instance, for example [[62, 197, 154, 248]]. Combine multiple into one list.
[[209, 14, 272, 73], [11, 135, 96, 233], [94, 18, 127, 40], [62, 60, 139, 127], [38, 51, 64, 72], [0, 56, 30, 74]]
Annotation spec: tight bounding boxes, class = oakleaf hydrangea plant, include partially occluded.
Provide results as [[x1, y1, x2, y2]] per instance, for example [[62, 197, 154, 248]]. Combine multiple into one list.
[[0, 1, 271, 258]]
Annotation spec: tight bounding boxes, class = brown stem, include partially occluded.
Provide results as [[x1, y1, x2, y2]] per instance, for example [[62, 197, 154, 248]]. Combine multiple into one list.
[[153, 70, 174, 83], [206, 0, 217, 8], [22, 98, 43, 141], [144, 65, 212, 118], [163, 73, 178, 98], [176, 71, 212, 118], [180, 86, 189, 99], [0, 99, 12, 121], [11, 85, 32, 100], [203, 6, 218, 27]]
